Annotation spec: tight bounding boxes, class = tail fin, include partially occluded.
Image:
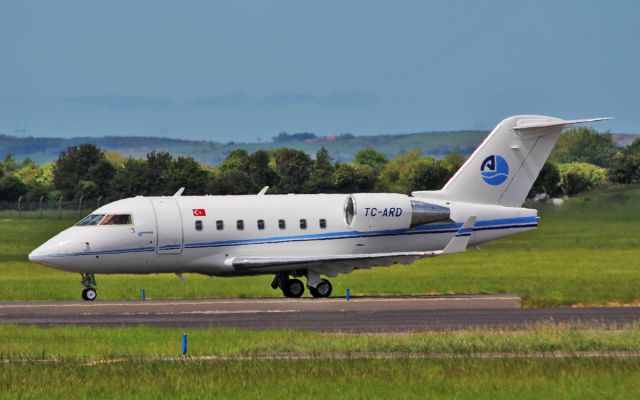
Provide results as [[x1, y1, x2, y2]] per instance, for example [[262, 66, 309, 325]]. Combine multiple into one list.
[[413, 115, 611, 207]]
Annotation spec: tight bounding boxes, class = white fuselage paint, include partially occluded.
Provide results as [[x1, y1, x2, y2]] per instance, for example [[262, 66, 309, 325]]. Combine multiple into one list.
[[29, 194, 538, 276]]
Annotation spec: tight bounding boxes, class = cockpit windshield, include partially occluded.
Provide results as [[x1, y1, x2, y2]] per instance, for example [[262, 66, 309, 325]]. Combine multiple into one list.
[[76, 214, 104, 226], [100, 214, 132, 225], [76, 214, 132, 226]]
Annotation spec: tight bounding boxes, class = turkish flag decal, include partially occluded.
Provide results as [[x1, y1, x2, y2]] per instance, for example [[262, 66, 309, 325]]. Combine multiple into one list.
[[192, 208, 206, 217]]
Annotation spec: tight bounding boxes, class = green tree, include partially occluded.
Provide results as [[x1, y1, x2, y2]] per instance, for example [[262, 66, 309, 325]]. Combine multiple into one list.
[[219, 149, 249, 173], [110, 153, 212, 197], [25, 181, 52, 202], [550, 127, 616, 167], [145, 151, 173, 195], [306, 147, 335, 193], [163, 157, 211, 195], [1, 153, 18, 174], [377, 149, 421, 193], [333, 163, 376, 193], [208, 169, 253, 195], [109, 158, 150, 198], [442, 151, 465, 178], [354, 147, 387, 175], [53, 144, 116, 199], [274, 148, 313, 193], [0, 175, 28, 201], [14, 160, 40, 184], [557, 162, 606, 195], [408, 158, 450, 191], [608, 138, 640, 184], [247, 150, 277, 192], [76, 180, 100, 199], [529, 162, 562, 197]]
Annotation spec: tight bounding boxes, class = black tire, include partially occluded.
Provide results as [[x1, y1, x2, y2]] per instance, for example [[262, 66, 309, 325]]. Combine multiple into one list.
[[282, 279, 304, 298], [315, 279, 332, 298], [82, 288, 97, 301]]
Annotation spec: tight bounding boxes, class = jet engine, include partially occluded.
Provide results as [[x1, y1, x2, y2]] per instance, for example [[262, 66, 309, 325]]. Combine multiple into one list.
[[344, 193, 450, 231]]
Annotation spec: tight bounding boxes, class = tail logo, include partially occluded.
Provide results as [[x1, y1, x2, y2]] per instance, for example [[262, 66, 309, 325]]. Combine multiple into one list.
[[480, 155, 509, 186]]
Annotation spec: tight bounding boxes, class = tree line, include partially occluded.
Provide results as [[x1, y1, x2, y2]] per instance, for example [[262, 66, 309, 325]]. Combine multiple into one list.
[[1, 127, 639, 203]]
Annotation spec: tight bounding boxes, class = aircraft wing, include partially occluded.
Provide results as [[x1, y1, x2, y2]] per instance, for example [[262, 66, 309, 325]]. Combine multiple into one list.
[[225, 216, 476, 277], [228, 251, 427, 269]]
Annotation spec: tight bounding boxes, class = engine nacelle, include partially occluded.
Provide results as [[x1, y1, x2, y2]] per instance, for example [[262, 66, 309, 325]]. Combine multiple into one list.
[[344, 193, 450, 231]]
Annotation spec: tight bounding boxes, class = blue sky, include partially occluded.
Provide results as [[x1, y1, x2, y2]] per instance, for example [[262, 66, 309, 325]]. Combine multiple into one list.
[[0, 0, 637, 140]]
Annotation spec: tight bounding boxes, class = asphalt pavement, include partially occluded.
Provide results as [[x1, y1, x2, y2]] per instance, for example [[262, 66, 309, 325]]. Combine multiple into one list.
[[1, 294, 638, 332]]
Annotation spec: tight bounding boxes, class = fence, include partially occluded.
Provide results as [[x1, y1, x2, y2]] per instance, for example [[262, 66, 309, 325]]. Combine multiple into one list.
[[0, 195, 108, 220]]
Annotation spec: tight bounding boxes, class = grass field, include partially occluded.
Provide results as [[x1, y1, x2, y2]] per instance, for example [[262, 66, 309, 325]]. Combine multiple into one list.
[[1, 358, 639, 399], [2, 187, 639, 398], [2, 323, 639, 360], [1, 185, 639, 305]]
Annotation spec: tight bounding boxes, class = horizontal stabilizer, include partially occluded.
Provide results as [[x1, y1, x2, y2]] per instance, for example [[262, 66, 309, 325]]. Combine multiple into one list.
[[514, 117, 612, 131]]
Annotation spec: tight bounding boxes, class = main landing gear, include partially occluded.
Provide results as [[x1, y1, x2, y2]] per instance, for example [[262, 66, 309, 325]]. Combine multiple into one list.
[[271, 271, 333, 298], [81, 273, 97, 301]]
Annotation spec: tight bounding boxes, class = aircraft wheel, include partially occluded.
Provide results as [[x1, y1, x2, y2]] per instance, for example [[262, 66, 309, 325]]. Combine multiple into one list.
[[82, 288, 97, 301], [310, 279, 332, 298], [282, 279, 304, 298]]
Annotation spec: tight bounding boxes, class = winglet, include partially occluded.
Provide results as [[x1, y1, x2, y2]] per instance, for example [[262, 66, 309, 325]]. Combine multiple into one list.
[[442, 216, 476, 254], [257, 186, 269, 195], [173, 187, 185, 197]]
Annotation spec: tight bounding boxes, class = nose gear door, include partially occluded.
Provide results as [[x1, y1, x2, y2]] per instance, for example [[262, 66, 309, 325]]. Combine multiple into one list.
[[151, 198, 184, 254]]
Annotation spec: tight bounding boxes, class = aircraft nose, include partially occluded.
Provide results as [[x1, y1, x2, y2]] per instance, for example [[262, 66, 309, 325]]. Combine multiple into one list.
[[28, 245, 48, 264], [28, 229, 87, 270], [28, 236, 66, 267]]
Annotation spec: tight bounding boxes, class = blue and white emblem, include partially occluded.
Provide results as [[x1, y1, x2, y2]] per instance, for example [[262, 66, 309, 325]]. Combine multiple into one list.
[[480, 155, 509, 186]]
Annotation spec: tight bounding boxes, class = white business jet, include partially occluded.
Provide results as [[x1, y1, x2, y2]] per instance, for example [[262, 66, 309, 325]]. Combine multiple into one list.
[[29, 115, 608, 300]]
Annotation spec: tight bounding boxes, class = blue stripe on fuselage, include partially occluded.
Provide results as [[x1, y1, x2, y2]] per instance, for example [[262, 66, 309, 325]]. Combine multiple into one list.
[[184, 216, 538, 249], [35, 216, 538, 257], [35, 246, 157, 258]]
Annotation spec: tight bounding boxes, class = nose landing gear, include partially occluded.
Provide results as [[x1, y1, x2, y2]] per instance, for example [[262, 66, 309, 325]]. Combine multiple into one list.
[[81, 273, 97, 301]]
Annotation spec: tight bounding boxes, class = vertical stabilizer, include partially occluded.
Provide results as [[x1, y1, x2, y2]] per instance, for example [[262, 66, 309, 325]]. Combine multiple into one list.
[[413, 115, 610, 207]]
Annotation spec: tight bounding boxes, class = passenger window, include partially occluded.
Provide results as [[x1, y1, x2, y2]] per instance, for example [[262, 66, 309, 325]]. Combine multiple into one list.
[[195, 220, 203, 231], [319, 219, 327, 229], [216, 220, 224, 231], [257, 219, 265, 230], [237, 220, 244, 230], [278, 219, 286, 230], [300, 219, 307, 229], [100, 214, 132, 225]]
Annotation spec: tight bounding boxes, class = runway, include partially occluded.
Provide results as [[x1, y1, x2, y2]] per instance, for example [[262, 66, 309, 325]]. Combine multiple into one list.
[[1, 295, 639, 332]]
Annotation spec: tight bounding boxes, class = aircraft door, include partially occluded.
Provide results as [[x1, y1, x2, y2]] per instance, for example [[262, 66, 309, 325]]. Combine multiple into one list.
[[151, 198, 184, 254]]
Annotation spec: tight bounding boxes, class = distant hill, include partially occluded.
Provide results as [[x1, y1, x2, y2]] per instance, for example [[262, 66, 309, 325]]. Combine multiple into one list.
[[0, 130, 488, 165], [2, 130, 636, 165]]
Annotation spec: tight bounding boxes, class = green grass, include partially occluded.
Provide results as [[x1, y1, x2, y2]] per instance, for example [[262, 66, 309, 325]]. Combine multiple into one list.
[[1, 185, 639, 305], [1, 358, 639, 399], [1, 323, 640, 360]]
